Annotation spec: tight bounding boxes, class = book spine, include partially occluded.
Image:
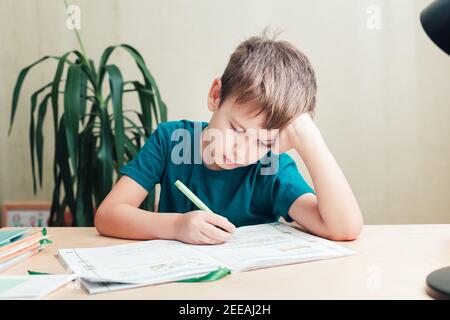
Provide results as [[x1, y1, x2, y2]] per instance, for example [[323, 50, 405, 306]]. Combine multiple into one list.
[[0, 231, 42, 254], [0, 242, 41, 264]]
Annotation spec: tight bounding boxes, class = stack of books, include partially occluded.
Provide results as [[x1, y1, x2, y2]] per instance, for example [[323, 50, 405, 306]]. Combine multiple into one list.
[[0, 227, 51, 272]]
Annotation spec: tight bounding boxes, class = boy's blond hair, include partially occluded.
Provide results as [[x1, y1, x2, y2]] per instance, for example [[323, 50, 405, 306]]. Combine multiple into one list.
[[219, 31, 317, 129]]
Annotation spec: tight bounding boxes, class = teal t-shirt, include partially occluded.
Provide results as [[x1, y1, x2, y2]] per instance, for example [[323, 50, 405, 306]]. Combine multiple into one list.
[[119, 120, 315, 227]]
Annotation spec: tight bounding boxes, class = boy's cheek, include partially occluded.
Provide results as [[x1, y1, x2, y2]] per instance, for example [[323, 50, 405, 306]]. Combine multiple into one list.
[[247, 146, 270, 165], [245, 144, 261, 163], [269, 140, 283, 154], [271, 130, 292, 154], [272, 145, 288, 154], [270, 148, 282, 155]]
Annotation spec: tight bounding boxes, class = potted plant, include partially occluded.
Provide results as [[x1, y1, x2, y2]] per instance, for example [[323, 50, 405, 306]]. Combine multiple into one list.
[[8, 2, 167, 226]]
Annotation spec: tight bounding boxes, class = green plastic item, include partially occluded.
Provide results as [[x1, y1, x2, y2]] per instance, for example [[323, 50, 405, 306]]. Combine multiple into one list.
[[27, 267, 231, 282], [176, 267, 231, 282], [27, 270, 51, 275], [39, 238, 53, 245]]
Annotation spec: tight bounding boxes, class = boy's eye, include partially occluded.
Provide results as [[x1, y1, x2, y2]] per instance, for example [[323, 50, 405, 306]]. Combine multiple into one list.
[[258, 140, 272, 148], [231, 125, 245, 133]]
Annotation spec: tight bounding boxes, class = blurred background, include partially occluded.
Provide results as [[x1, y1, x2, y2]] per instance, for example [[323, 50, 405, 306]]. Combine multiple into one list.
[[0, 0, 449, 226]]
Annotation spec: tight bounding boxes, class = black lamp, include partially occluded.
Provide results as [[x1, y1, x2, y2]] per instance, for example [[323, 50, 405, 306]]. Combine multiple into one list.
[[420, 0, 450, 300], [420, 0, 450, 55]]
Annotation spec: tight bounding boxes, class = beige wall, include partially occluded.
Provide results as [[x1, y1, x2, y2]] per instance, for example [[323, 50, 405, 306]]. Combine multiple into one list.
[[0, 0, 449, 225]]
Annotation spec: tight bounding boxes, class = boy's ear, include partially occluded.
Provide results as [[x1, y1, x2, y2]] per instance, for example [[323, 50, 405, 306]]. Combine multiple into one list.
[[207, 78, 222, 112]]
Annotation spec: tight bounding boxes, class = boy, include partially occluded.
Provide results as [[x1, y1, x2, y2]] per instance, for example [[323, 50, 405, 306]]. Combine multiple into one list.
[[95, 35, 364, 244]]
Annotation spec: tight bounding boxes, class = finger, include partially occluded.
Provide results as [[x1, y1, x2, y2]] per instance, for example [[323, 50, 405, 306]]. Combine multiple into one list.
[[201, 222, 232, 243], [198, 230, 220, 245], [203, 213, 236, 233]]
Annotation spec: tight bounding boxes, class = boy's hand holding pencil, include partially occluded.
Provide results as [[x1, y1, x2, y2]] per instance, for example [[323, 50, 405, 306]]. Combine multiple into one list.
[[174, 180, 236, 245]]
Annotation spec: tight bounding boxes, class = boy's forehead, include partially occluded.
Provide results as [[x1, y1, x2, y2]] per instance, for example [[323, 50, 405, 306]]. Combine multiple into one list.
[[229, 107, 279, 141], [230, 100, 269, 130]]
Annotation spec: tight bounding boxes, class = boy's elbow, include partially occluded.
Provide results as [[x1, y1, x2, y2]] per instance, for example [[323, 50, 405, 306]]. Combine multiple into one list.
[[94, 206, 108, 236], [335, 226, 363, 241], [327, 219, 364, 241], [329, 228, 361, 241]]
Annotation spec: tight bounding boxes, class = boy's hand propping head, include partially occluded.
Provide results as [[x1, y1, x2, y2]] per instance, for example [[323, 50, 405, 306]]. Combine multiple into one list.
[[273, 113, 317, 155]]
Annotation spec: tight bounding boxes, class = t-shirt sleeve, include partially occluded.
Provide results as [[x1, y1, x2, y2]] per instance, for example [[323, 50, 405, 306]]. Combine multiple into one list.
[[271, 156, 316, 223], [118, 125, 168, 193]]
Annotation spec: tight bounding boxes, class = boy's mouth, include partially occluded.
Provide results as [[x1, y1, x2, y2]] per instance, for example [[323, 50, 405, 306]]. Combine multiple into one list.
[[222, 154, 241, 168]]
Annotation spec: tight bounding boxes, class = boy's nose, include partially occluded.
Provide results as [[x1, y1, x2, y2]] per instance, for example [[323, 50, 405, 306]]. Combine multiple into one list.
[[232, 142, 247, 163]]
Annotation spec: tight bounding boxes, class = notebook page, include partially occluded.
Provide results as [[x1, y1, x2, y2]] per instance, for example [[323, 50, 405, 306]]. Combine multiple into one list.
[[0, 274, 76, 299], [79, 269, 214, 294], [58, 239, 224, 284], [191, 222, 357, 272]]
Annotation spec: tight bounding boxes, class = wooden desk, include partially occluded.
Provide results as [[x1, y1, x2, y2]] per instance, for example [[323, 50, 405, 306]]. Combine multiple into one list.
[[1, 224, 449, 299]]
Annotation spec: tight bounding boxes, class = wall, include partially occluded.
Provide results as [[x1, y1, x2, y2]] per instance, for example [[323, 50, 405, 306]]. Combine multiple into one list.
[[0, 0, 449, 225]]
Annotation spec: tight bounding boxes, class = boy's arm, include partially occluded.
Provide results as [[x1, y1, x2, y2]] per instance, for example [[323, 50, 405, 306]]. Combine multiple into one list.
[[94, 176, 181, 240], [94, 176, 235, 243], [278, 114, 364, 241]]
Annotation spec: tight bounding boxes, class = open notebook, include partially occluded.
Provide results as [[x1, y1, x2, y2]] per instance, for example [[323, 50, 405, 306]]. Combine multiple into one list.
[[57, 222, 357, 294]]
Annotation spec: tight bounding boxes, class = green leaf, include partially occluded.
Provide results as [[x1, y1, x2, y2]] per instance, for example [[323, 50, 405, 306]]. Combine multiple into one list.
[[120, 44, 165, 123], [88, 59, 98, 90], [29, 83, 53, 194], [123, 115, 147, 138], [64, 64, 82, 174], [49, 175, 63, 226], [41, 227, 47, 236], [50, 52, 82, 200], [36, 93, 51, 187], [131, 81, 153, 135], [75, 125, 95, 226], [50, 50, 86, 133], [94, 108, 113, 206], [56, 118, 76, 226], [105, 65, 125, 170], [132, 132, 142, 149], [97, 45, 167, 126], [124, 136, 139, 158], [80, 63, 96, 90], [97, 46, 115, 89], [79, 70, 88, 125], [9, 55, 56, 135], [160, 100, 168, 122], [51, 52, 72, 136]]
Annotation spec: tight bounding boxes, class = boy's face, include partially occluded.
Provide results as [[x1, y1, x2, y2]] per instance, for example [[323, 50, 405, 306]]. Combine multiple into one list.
[[202, 78, 280, 170]]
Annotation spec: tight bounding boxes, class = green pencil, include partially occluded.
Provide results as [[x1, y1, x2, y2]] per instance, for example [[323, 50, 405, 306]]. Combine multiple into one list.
[[174, 180, 213, 213], [174, 180, 236, 239]]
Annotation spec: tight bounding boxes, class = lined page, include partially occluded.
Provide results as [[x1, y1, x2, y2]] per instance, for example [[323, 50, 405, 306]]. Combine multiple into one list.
[[191, 222, 357, 272], [58, 239, 223, 284]]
